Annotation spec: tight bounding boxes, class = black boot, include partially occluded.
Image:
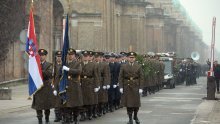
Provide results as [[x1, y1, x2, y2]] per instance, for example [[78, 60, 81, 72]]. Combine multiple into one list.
[[36, 110, 43, 124], [54, 113, 61, 122], [92, 107, 98, 118], [45, 116, 49, 123], [74, 115, 79, 124], [134, 112, 140, 124], [127, 114, 133, 124], [37, 117, 42, 124], [79, 112, 86, 121]]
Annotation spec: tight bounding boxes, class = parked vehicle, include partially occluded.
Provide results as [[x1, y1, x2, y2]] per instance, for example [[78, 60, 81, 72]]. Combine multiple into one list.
[[160, 57, 175, 89]]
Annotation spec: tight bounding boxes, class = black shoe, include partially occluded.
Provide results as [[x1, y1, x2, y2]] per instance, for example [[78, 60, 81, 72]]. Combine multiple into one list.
[[45, 116, 49, 123], [79, 114, 86, 121], [135, 119, 140, 124], [109, 107, 114, 112], [54, 118, 61, 122], [38, 119, 42, 124], [92, 114, 97, 118], [134, 117, 140, 124], [88, 116, 93, 120], [127, 120, 133, 124], [74, 118, 79, 124]]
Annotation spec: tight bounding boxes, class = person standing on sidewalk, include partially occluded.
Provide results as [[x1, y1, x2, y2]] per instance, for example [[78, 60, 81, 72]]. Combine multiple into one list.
[[32, 49, 54, 124], [214, 61, 220, 93], [119, 52, 144, 124]]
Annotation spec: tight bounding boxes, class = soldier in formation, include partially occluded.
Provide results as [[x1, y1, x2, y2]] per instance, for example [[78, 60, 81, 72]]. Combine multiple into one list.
[[52, 51, 63, 122], [32, 49, 53, 124]]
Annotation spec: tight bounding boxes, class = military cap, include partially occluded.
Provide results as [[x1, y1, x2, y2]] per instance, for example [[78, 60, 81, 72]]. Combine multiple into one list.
[[99, 52, 104, 56], [55, 51, 62, 56], [110, 53, 116, 58], [104, 53, 111, 59], [89, 51, 94, 56], [38, 49, 48, 56], [81, 50, 89, 56], [120, 51, 127, 56], [94, 52, 100, 57], [127, 52, 137, 57], [68, 48, 76, 55]]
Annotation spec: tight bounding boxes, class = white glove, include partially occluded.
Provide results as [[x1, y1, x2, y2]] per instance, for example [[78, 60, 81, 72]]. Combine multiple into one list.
[[139, 89, 143, 94], [120, 88, 123, 93], [107, 85, 110, 89], [113, 85, 117, 88], [103, 86, 107, 90], [53, 90, 57, 96], [62, 66, 70, 71], [94, 88, 99, 92]]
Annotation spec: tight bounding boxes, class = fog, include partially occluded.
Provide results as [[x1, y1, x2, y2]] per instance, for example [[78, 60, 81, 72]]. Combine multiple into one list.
[[179, 0, 220, 59]]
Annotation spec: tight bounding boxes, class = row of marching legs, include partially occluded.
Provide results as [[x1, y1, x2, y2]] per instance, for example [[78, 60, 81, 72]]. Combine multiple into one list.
[[43, 102, 122, 123]]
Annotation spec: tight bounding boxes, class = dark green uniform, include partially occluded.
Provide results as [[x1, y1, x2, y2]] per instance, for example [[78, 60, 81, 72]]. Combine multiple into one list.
[[119, 57, 144, 124], [32, 61, 53, 123]]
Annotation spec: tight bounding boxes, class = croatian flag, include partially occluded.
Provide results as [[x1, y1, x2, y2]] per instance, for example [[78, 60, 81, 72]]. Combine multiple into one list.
[[25, 7, 44, 96]]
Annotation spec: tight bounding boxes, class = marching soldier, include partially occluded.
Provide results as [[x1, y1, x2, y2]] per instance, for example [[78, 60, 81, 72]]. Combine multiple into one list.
[[107, 53, 119, 112], [89, 51, 100, 118], [114, 54, 121, 110], [80, 50, 100, 120], [119, 52, 144, 124], [32, 49, 53, 124], [60, 48, 83, 124], [52, 50, 63, 122], [94, 52, 110, 116]]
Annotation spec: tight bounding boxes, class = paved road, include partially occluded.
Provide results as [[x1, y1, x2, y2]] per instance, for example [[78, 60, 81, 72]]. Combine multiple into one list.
[[0, 77, 207, 124]]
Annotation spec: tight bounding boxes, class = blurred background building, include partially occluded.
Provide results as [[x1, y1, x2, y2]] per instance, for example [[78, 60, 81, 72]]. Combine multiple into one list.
[[0, 0, 218, 82]]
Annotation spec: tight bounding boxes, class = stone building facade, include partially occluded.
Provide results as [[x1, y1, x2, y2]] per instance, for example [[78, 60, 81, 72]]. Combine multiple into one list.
[[0, 0, 213, 81]]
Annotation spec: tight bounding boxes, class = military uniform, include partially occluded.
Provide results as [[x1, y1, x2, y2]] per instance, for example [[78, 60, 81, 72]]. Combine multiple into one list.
[[95, 52, 110, 116], [80, 50, 100, 120], [32, 49, 54, 124], [108, 54, 119, 112], [61, 48, 83, 123], [119, 52, 144, 124], [52, 51, 63, 122]]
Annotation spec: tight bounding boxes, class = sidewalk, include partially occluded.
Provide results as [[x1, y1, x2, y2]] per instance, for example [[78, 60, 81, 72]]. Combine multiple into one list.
[[0, 84, 32, 115], [191, 93, 220, 124]]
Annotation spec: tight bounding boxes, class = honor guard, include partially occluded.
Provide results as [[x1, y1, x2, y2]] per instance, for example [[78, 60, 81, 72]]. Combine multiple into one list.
[[52, 50, 63, 122], [94, 52, 110, 116], [32, 49, 54, 124], [80, 50, 100, 120], [61, 48, 83, 124]]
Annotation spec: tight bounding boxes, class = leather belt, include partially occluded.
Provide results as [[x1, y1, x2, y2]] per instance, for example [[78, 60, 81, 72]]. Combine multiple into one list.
[[81, 75, 93, 79], [124, 77, 138, 80]]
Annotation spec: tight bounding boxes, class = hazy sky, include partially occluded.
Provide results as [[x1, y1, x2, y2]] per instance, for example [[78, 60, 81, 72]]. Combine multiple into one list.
[[179, 0, 220, 51]]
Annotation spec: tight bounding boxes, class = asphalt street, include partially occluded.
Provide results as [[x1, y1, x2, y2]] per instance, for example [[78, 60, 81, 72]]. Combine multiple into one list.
[[0, 77, 207, 124]]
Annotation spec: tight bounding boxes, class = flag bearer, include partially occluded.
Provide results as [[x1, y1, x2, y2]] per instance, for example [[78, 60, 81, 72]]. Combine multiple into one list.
[[60, 48, 83, 124], [32, 49, 53, 124]]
